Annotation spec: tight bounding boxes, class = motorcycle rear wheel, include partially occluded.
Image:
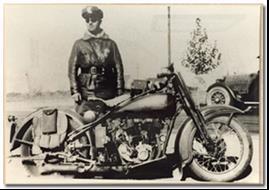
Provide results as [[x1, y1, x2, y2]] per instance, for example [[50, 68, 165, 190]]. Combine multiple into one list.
[[189, 116, 253, 182], [20, 114, 90, 176]]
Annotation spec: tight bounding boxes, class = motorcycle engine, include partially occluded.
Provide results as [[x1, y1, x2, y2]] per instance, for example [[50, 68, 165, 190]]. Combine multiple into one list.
[[110, 118, 167, 164]]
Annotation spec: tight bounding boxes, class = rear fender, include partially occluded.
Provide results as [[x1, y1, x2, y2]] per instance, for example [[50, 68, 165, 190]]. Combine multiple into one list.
[[168, 105, 244, 166], [10, 108, 84, 152]]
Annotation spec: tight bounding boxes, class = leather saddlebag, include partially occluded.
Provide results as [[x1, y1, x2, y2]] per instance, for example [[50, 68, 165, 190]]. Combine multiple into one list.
[[32, 109, 68, 149]]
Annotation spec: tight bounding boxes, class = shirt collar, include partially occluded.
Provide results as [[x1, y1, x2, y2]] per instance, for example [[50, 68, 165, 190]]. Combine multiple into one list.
[[83, 29, 109, 40]]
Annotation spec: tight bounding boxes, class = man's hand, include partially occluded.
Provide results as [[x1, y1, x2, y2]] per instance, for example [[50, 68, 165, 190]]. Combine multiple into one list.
[[117, 89, 124, 96], [72, 93, 82, 103]]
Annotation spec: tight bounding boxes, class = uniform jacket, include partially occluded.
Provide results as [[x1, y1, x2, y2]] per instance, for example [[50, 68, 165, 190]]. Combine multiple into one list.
[[68, 30, 124, 100]]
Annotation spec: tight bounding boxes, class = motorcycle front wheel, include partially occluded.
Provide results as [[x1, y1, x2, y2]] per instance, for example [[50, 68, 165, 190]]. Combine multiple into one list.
[[189, 116, 253, 182]]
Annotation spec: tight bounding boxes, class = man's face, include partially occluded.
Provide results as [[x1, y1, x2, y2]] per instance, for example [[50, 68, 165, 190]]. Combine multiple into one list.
[[86, 17, 101, 33]]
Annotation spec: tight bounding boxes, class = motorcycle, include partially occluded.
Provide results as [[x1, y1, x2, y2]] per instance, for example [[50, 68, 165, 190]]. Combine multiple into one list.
[[8, 64, 253, 182]]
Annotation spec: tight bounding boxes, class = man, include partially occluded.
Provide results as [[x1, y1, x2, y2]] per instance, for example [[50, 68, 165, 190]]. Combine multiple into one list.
[[68, 6, 124, 119]]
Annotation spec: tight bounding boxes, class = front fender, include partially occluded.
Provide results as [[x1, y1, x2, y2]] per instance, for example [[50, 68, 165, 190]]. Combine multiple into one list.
[[207, 82, 236, 100], [10, 107, 84, 152], [200, 105, 244, 118], [167, 105, 244, 166]]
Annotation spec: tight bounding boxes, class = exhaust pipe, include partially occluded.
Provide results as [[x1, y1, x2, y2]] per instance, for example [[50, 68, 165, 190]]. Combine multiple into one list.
[[39, 163, 122, 174], [21, 153, 126, 175], [40, 164, 86, 174]]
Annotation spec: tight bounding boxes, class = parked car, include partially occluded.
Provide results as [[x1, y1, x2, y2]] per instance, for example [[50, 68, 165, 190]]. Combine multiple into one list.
[[206, 71, 259, 109]]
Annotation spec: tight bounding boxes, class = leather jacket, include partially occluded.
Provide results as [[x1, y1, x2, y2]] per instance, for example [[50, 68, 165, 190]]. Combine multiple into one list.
[[68, 30, 124, 100]]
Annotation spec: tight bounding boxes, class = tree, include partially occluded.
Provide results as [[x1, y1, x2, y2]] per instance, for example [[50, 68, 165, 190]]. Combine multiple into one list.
[[182, 18, 221, 75]]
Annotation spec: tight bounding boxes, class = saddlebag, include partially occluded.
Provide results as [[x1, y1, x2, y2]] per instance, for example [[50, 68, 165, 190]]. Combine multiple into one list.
[[32, 109, 68, 149]]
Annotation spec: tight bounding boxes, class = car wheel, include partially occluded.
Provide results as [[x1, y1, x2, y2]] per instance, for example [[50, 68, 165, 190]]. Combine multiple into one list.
[[206, 86, 233, 106]]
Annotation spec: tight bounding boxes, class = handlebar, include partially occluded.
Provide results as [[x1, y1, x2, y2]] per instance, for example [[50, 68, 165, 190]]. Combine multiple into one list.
[[148, 73, 174, 92]]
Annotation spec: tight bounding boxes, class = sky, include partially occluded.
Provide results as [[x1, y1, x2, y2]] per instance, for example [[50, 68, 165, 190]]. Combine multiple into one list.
[[4, 4, 262, 93]]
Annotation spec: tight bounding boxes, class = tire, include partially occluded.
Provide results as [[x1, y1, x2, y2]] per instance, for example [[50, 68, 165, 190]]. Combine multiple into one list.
[[20, 124, 41, 176], [20, 112, 90, 176], [206, 86, 233, 106], [188, 116, 253, 182]]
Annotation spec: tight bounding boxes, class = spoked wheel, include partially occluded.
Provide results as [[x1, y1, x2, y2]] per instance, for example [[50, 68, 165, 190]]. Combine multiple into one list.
[[20, 124, 42, 176], [206, 87, 233, 106], [20, 111, 90, 176], [189, 116, 253, 182]]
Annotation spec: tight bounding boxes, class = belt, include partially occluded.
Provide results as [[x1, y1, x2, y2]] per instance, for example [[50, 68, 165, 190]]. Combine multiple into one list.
[[81, 66, 105, 75]]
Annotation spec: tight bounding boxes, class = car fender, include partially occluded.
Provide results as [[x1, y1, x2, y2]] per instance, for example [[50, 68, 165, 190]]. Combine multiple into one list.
[[207, 82, 236, 100], [10, 107, 85, 151], [168, 105, 244, 166]]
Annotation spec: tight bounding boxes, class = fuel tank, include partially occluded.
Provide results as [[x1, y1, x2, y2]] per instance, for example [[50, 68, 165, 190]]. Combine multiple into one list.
[[114, 94, 176, 118]]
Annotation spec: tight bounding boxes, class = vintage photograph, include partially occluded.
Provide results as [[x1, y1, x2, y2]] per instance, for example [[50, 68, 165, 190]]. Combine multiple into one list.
[[4, 4, 264, 185]]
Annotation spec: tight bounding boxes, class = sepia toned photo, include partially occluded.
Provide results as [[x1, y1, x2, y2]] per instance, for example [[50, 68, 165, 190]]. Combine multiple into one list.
[[3, 4, 264, 186]]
